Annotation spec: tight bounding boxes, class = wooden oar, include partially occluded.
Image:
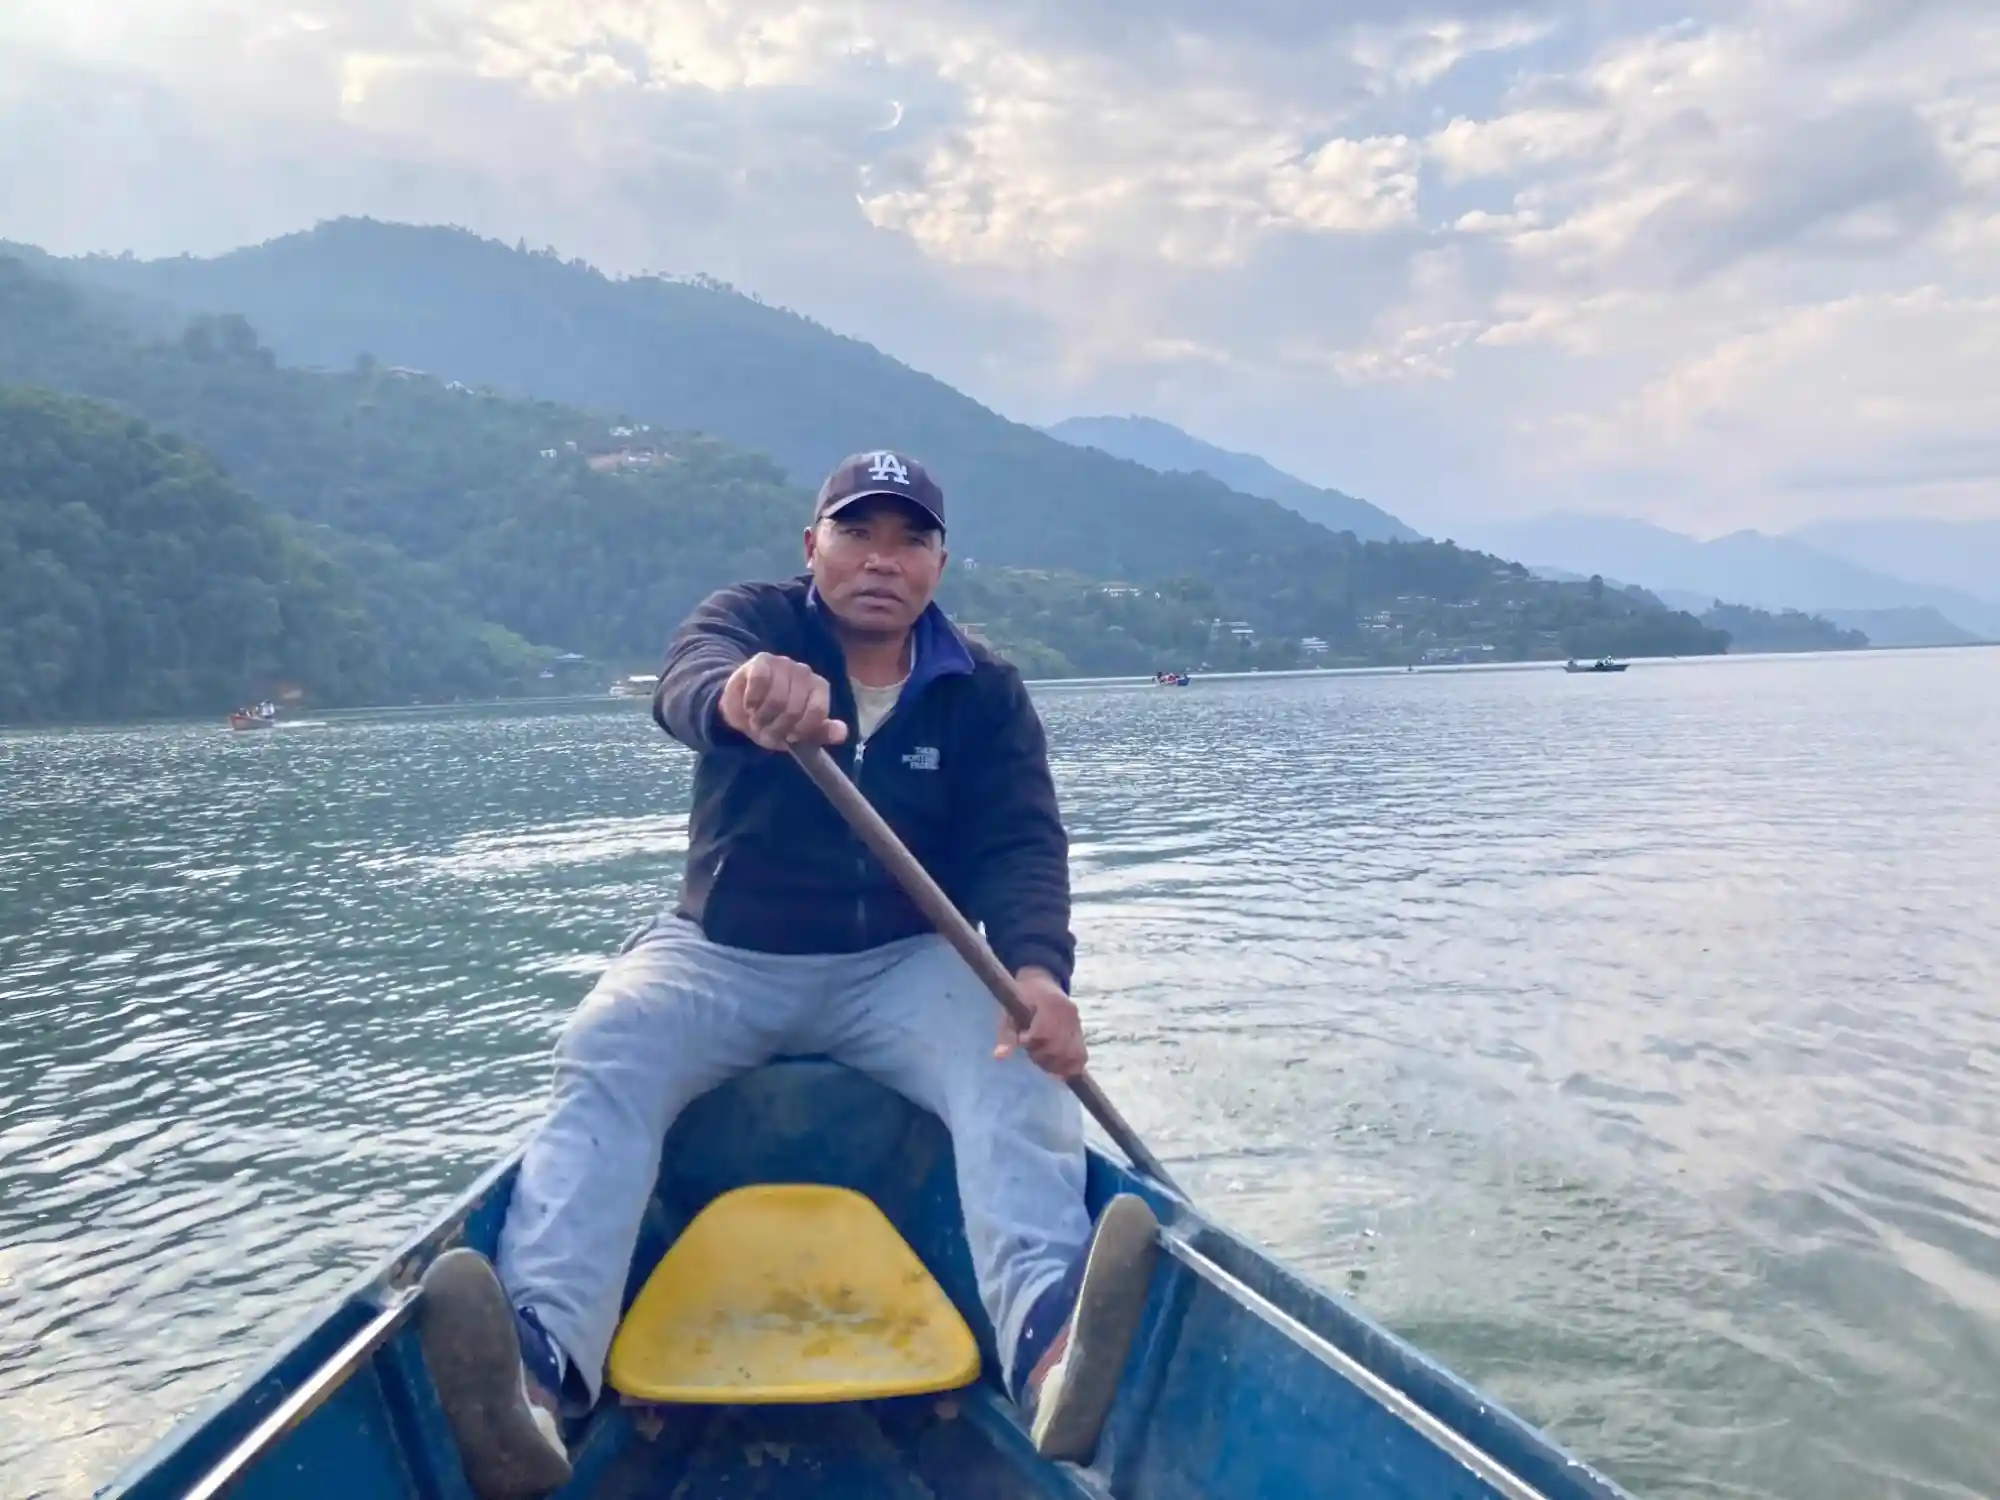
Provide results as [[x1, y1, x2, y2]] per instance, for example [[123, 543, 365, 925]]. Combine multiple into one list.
[[789, 743, 1185, 1199]]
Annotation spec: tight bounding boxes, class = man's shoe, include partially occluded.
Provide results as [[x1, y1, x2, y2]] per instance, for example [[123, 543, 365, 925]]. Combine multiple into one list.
[[416, 1248, 573, 1500], [1022, 1193, 1161, 1463]]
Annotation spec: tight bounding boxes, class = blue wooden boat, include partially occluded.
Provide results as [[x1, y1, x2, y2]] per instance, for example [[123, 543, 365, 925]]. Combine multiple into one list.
[[98, 1059, 1637, 1500]]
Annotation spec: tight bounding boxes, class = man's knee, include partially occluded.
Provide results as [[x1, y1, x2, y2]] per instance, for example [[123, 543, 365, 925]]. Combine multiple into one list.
[[879, 937, 1003, 1041], [554, 938, 691, 1067], [954, 1056, 1084, 1153]]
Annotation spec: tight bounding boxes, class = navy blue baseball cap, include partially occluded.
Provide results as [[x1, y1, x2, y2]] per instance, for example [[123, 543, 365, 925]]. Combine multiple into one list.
[[813, 450, 945, 531]]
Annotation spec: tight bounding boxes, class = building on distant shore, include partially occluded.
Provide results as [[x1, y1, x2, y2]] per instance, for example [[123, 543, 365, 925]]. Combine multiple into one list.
[[586, 447, 672, 471]]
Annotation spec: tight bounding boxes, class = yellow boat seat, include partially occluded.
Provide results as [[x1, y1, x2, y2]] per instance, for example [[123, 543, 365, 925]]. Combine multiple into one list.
[[606, 1183, 981, 1405]]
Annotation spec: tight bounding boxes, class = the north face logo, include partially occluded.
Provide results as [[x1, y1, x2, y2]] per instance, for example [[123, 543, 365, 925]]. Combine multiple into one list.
[[903, 745, 940, 771], [866, 451, 911, 485]]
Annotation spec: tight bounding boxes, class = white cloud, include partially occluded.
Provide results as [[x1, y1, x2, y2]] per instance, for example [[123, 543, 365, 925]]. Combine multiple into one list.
[[1452, 206, 1542, 237], [1428, 110, 1607, 183], [469, 0, 869, 93], [1551, 289, 2000, 495], [1348, 14, 1559, 92], [2, 0, 1998, 531]]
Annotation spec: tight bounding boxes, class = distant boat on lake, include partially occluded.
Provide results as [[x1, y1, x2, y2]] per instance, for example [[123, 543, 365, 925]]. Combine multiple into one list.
[[1565, 658, 1629, 674], [608, 673, 659, 700]]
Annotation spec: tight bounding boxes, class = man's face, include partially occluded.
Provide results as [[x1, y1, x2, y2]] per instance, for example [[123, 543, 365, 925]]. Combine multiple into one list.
[[804, 497, 948, 638]]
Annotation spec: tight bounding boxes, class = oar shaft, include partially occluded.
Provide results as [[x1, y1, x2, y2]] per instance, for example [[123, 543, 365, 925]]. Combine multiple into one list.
[[789, 743, 1183, 1197]]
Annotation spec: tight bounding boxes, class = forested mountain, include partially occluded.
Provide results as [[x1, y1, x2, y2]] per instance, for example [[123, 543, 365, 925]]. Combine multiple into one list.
[[1813, 607, 1981, 649], [0, 256, 808, 666], [0, 246, 1751, 720], [51, 220, 1338, 584], [1699, 605, 1867, 653], [0, 385, 536, 722]]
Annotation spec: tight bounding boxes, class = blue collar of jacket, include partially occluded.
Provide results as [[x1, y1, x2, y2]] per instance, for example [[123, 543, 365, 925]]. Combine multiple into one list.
[[803, 579, 976, 704]]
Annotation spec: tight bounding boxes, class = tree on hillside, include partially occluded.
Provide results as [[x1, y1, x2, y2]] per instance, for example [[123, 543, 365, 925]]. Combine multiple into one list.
[[0, 386, 385, 720], [0, 379, 547, 724]]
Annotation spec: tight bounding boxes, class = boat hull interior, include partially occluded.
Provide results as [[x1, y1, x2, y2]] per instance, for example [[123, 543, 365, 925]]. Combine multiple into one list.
[[101, 1060, 1633, 1500]]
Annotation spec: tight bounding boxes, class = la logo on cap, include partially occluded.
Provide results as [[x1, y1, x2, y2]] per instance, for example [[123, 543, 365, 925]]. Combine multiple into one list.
[[866, 451, 910, 485]]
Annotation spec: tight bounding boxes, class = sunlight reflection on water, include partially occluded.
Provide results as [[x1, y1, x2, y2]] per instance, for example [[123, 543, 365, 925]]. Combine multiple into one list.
[[4, 653, 1998, 1500]]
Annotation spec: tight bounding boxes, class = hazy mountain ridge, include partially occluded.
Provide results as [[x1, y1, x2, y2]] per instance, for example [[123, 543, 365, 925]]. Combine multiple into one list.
[[1043, 414, 1420, 543], [1528, 568, 1865, 650], [1789, 517, 2000, 605], [1472, 514, 2000, 640], [1814, 608, 1983, 648]]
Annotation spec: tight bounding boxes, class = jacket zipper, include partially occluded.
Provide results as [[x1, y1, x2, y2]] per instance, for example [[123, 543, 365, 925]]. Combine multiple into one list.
[[851, 721, 875, 948], [849, 681, 910, 949]]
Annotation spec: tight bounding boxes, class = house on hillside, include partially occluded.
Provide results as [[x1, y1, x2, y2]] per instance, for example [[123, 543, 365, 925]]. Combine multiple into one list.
[[587, 446, 675, 472]]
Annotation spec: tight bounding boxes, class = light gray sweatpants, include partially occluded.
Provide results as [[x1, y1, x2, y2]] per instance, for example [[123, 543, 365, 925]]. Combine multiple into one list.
[[494, 913, 1091, 1403]]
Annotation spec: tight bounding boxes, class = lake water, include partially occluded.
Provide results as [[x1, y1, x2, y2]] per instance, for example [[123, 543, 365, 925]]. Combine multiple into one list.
[[3, 651, 1998, 1500]]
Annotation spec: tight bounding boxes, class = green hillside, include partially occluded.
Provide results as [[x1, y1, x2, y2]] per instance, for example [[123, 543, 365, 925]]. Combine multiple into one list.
[[1700, 604, 1867, 653], [34, 224, 1743, 657], [53, 220, 1329, 582], [0, 385, 539, 722], [0, 256, 807, 664], [0, 241, 1785, 724]]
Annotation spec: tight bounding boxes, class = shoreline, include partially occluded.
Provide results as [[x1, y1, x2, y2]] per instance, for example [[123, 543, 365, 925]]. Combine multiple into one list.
[[4, 640, 1994, 735]]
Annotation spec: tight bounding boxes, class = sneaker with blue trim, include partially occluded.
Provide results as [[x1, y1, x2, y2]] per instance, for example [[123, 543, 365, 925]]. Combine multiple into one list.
[[1016, 1193, 1161, 1463], [416, 1248, 572, 1500]]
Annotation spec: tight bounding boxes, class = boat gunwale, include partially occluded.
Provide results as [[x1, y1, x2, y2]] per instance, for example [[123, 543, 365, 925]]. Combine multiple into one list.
[[1080, 1146, 1636, 1500], [98, 1066, 1639, 1500], [94, 1149, 524, 1499]]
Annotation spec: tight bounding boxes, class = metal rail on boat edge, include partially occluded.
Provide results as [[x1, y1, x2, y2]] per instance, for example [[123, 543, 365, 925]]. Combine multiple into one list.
[[169, 1239, 1558, 1500], [1162, 1233, 1555, 1500], [176, 1289, 421, 1500]]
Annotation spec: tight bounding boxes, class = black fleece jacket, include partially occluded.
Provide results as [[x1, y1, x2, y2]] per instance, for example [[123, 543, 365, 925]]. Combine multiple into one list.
[[650, 576, 1077, 990]]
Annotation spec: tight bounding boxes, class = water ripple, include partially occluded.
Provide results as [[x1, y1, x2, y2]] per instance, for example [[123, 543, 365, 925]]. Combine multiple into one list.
[[3, 657, 1999, 1499]]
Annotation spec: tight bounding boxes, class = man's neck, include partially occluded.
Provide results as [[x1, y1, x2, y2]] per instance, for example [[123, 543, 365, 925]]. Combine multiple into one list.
[[838, 628, 913, 688]]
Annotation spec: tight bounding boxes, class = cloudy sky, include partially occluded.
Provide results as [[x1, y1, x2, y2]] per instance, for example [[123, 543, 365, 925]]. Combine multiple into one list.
[[2, 0, 1996, 536]]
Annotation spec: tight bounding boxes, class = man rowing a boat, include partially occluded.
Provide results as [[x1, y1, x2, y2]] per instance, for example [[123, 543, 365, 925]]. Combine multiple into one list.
[[418, 449, 1162, 1500]]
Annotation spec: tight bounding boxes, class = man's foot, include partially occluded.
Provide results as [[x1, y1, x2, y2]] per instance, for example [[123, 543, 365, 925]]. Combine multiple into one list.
[[416, 1248, 573, 1500], [1021, 1193, 1161, 1463]]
